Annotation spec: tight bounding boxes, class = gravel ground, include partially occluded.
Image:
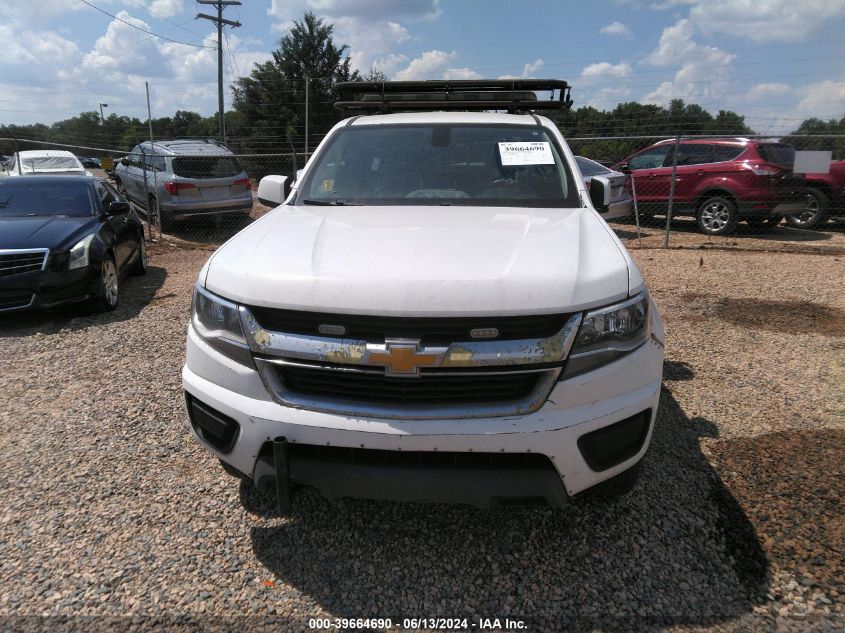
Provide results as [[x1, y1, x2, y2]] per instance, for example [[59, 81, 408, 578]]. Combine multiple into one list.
[[1, 228, 843, 632]]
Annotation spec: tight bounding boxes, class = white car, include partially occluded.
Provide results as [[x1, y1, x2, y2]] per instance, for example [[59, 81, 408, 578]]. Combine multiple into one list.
[[574, 156, 632, 220], [4, 150, 90, 177], [182, 81, 664, 510]]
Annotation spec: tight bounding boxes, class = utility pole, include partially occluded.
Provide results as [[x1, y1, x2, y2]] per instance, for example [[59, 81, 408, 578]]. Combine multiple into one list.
[[304, 76, 309, 156], [196, 0, 241, 144], [98, 102, 108, 125]]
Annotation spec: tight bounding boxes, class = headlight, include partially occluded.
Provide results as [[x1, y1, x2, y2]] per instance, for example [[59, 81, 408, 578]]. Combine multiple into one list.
[[68, 234, 95, 270], [191, 283, 253, 366], [562, 292, 650, 378]]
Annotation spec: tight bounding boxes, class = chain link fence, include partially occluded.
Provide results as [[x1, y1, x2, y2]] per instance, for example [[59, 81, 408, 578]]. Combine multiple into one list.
[[3, 134, 843, 253]]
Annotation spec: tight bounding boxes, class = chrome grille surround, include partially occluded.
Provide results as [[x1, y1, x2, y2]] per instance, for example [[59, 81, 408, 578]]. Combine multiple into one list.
[[0, 294, 35, 312], [0, 249, 49, 279], [240, 306, 582, 420]]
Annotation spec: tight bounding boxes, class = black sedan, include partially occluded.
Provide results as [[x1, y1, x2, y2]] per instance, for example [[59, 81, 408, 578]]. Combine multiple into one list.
[[0, 176, 147, 313]]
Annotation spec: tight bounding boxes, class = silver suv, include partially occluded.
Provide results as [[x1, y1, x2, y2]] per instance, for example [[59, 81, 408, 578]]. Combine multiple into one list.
[[114, 139, 253, 229]]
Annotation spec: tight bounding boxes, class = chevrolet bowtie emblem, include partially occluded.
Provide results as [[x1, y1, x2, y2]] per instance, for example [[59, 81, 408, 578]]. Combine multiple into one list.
[[366, 340, 439, 377]]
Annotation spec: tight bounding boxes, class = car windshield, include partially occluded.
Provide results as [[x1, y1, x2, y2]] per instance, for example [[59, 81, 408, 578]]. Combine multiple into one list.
[[297, 124, 579, 208], [0, 181, 95, 217]]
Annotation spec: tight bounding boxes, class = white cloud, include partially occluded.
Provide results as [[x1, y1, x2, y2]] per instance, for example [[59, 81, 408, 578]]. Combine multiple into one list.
[[393, 50, 453, 80], [0, 1, 83, 26], [580, 61, 632, 81], [499, 58, 545, 80], [745, 83, 792, 100], [82, 11, 169, 76], [121, 0, 186, 19], [371, 53, 410, 77], [691, 0, 845, 42], [653, 0, 845, 43], [0, 24, 81, 67], [331, 16, 412, 72], [267, 0, 441, 73], [443, 67, 482, 80], [795, 79, 845, 119], [642, 19, 735, 104], [583, 86, 634, 111], [649, 0, 697, 10], [295, 0, 440, 20], [599, 21, 631, 37]]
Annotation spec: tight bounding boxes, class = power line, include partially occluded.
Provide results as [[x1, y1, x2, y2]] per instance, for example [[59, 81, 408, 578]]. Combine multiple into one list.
[[121, 0, 207, 39], [78, 0, 214, 49]]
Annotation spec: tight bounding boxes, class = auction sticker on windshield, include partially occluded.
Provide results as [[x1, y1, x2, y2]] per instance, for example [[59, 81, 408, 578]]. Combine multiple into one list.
[[498, 142, 554, 166]]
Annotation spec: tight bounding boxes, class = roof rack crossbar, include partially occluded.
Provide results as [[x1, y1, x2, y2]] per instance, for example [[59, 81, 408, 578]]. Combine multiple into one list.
[[335, 79, 573, 114]]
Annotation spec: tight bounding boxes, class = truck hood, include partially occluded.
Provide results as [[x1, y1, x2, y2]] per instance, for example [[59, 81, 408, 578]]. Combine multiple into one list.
[[204, 205, 638, 316]]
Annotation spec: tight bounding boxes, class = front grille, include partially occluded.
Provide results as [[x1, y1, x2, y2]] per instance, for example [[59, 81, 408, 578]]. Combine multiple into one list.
[[0, 294, 34, 311], [276, 364, 540, 405], [249, 306, 569, 344], [0, 250, 47, 279]]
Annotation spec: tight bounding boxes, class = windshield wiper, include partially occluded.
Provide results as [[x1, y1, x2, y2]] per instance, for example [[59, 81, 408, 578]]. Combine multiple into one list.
[[302, 199, 361, 206]]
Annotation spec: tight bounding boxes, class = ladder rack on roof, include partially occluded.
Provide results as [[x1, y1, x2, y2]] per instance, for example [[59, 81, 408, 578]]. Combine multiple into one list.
[[334, 79, 573, 114]]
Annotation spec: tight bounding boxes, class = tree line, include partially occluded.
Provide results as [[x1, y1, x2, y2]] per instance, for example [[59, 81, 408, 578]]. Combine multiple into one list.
[[1, 12, 843, 161]]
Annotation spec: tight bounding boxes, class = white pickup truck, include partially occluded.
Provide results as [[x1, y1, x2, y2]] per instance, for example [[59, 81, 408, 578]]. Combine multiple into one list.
[[182, 81, 664, 511]]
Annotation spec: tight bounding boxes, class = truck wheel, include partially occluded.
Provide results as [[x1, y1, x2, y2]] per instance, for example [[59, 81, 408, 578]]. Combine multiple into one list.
[[786, 188, 828, 230], [697, 196, 738, 236], [584, 463, 642, 498]]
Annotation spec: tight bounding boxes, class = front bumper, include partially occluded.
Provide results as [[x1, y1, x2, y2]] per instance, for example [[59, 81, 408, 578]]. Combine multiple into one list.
[[182, 316, 664, 503], [0, 267, 98, 312]]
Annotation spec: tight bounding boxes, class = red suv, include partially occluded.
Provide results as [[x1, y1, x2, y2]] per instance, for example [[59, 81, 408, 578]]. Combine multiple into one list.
[[791, 160, 845, 229], [614, 138, 808, 235]]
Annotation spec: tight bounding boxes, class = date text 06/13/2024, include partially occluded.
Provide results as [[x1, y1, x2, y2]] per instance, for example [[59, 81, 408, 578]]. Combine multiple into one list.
[[307, 617, 527, 630]]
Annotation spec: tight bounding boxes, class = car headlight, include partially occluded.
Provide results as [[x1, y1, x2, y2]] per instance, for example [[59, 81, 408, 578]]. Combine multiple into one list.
[[562, 292, 650, 378], [68, 234, 95, 270], [191, 283, 253, 367]]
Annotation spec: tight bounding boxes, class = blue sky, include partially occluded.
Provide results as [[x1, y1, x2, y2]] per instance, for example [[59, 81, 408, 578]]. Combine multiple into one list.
[[1, 0, 844, 134]]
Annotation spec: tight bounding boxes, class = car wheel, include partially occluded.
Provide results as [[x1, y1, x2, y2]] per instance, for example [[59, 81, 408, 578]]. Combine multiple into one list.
[[583, 463, 642, 498], [129, 233, 148, 276], [114, 178, 127, 196], [93, 256, 119, 312], [150, 197, 173, 232], [786, 187, 829, 230], [697, 196, 738, 236]]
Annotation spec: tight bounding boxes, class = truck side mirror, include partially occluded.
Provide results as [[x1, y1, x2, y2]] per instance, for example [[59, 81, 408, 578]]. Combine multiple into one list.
[[257, 175, 290, 207], [589, 176, 611, 211]]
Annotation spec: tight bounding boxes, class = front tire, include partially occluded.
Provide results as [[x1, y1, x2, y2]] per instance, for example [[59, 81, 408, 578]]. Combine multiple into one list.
[[786, 187, 828, 230], [92, 256, 119, 312], [697, 196, 738, 236]]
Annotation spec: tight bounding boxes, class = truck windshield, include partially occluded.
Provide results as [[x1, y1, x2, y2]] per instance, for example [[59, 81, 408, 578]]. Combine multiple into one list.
[[297, 124, 579, 208]]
